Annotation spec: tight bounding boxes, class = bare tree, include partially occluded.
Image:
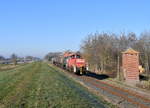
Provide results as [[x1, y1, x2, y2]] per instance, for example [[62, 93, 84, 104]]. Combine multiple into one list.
[[81, 31, 150, 78], [0, 56, 5, 61], [11, 54, 18, 65]]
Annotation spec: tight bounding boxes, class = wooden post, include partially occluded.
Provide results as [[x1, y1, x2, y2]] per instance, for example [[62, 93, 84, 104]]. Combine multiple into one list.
[[117, 55, 120, 80]]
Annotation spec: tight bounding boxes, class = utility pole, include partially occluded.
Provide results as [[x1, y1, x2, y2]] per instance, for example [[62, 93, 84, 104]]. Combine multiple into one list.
[[144, 53, 149, 78], [117, 55, 120, 80], [146, 59, 149, 77]]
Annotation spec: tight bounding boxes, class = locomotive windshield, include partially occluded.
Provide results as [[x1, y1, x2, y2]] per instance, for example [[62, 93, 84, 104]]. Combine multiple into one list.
[[76, 55, 81, 58], [70, 54, 81, 59]]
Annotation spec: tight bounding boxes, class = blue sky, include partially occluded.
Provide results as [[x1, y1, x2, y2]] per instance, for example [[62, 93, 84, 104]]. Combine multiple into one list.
[[0, 0, 149, 58]]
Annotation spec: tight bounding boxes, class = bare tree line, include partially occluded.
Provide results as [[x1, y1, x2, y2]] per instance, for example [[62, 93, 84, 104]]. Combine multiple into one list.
[[0, 54, 18, 65], [0, 54, 40, 65], [80, 31, 150, 77], [44, 52, 62, 61]]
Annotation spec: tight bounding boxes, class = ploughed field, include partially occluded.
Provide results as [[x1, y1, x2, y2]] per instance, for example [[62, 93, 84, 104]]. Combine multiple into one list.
[[0, 62, 109, 108]]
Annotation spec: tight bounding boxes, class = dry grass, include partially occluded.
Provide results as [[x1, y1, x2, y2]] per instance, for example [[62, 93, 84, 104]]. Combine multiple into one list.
[[136, 80, 150, 90]]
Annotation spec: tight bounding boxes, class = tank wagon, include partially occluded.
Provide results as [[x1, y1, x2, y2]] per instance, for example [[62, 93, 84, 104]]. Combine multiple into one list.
[[52, 51, 88, 75]]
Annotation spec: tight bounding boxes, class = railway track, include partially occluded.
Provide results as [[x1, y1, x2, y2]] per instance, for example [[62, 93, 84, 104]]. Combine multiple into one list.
[[79, 76, 150, 108], [52, 64, 150, 108]]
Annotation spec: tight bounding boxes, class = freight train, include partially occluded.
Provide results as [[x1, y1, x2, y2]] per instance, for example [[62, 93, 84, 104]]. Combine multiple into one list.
[[52, 51, 88, 75]]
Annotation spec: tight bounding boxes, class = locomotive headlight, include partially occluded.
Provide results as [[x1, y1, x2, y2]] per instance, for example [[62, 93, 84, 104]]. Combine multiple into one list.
[[86, 65, 89, 71]]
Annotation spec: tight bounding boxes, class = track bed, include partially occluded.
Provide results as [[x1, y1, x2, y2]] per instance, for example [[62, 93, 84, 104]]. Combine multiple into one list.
[[52, 64, 150, 108]]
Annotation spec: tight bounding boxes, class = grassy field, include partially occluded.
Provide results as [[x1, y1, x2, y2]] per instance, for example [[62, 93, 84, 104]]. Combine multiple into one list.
[[0, 63, 25, 71], [0, 62, 111, 108]]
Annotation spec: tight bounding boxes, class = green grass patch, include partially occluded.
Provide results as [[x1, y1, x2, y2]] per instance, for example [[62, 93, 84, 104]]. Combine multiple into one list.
[[0, 62, 112, 108]]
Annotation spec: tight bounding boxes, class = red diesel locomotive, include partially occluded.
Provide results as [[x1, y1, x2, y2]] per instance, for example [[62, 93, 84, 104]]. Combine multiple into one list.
[[52, 51, 88, 75], [67, 52, 88, 74]]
